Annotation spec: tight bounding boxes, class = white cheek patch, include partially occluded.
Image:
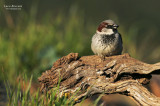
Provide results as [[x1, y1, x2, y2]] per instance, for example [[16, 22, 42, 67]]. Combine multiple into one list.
[[96, 29, 114, 35]]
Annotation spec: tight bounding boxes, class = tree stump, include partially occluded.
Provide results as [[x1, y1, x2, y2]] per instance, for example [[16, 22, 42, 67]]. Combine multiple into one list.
[[38, 53, 160, 105]]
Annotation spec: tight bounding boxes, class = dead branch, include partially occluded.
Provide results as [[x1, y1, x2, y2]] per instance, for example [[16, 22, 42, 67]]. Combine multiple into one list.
[[38, 53, 160, 105]]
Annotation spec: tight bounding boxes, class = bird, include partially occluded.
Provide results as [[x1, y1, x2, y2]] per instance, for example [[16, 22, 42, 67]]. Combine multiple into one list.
[[91, 19, 123, 60]]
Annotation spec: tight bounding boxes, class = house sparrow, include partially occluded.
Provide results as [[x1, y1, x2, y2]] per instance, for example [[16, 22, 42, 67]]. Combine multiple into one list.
[[91, 19, 123, 60]]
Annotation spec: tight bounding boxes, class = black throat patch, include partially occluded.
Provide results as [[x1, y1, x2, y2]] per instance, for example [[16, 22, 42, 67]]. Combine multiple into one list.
[[101, 34, 116, 44]]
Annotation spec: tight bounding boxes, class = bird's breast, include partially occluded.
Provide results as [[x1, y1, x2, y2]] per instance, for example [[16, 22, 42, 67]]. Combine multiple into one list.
[[91, 33, 122, 56]]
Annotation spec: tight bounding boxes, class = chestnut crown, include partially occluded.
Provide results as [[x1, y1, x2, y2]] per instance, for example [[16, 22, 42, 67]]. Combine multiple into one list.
[[97, 20, 119, 32]]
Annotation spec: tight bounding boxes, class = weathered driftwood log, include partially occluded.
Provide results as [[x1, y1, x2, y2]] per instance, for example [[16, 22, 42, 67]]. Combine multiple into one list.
[[38, 53, 160, 105]]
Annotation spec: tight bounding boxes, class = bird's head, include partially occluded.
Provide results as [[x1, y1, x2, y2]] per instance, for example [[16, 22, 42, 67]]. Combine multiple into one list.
[[97, 20, 119, 35]]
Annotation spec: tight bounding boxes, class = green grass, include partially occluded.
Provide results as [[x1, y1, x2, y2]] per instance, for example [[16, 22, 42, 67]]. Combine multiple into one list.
[[4, 74, 101, 106], [1, 2, 160, 105], [0, 5, 98, 105], [5, 77, 74, 106]]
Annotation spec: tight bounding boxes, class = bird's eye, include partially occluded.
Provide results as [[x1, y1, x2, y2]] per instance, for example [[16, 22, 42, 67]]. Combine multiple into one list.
[[107, 25, 113, 29]]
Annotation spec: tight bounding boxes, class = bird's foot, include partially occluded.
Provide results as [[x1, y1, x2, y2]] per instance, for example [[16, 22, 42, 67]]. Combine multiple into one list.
[[100, 55, 106, 61]]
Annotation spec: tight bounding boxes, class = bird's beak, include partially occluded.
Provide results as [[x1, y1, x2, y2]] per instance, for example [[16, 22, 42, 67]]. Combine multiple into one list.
[[113, 24, 119, 29]]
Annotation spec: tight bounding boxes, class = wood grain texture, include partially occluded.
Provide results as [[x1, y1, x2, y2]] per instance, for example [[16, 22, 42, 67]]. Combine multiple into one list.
[[38, 53, 160, 105]]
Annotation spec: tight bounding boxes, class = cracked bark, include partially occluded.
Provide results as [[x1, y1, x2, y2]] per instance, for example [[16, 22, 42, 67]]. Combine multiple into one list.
[[38, 53, 160, 106]]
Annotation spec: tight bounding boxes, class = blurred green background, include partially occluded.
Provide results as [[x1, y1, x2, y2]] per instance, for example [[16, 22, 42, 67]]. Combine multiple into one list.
[[1, 0, 160, 104]]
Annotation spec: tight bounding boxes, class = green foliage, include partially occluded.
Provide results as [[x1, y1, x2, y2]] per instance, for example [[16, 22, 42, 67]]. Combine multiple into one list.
[[1, 2, 160, 84], [0, 6, 94, 82], [5, 75, 76, 106], [1, 1, 160, 105]]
